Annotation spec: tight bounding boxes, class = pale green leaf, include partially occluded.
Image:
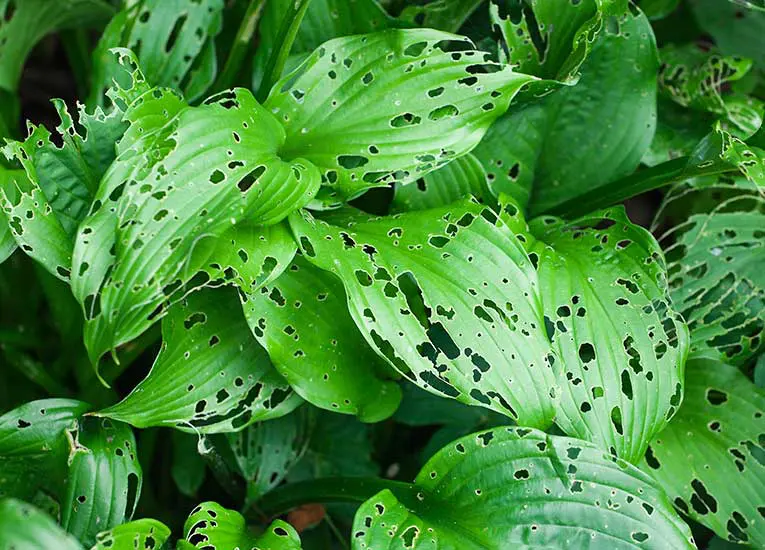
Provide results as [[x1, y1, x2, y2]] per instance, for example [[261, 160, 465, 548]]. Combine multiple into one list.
[[61, 418, 142, 547], [98, 288, 301, 433], [289, 200, 558, 428], [91, 518, 171, 550], [0, 498, 81, 550], [353, 427, 695, 549], [473, 7, 657, 213], [266, 29, 534, 207], [243, 255, 402, 422], [641, 357, 765, 546]]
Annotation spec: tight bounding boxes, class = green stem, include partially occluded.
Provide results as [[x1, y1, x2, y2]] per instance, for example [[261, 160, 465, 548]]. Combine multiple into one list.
[[252, 477, 421, 518], [212, 0, 267, 93], [537, 156, 734, 219], [257, 0, 313, 102]]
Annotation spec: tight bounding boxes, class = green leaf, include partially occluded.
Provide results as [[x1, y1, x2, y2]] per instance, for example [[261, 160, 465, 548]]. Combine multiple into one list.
[[641, 357, 765, 546], [523, 206, 689, 463], [171, 432, 207, 498], [391, 153, 494, 213], [0, 0, 114, 93], [0, 171, 15, 265], [472, 7, 658, 213], [71, 83, 321, 363], [655, 181, 765, 365], [91, 518, 171, 550], [226, 407, 314, 504], [98, 287, 301, 433], [691, 0, 765, 69], [641, 0, 680, 19], [643, 98, 715, 167], [90, 0, 224, 104], [353, 426, 695, 549], [398, 0, 484, 33], [243, 255, 402, 422], [290, 200, 558, 428], [178, 502, 302, 549], [61, 418, 142, 547], [0, 498, 81, 550], [265, 29, 533, 207]]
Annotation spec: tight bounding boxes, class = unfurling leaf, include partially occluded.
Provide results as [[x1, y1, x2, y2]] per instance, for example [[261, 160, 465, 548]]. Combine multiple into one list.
[[243, 256, 402, 422], [641, 357, 765, 546], [98, 288, 301, 433], [266, 29, 534, 207], [290, 200, 558, 428], [353, 427, 695, 549]]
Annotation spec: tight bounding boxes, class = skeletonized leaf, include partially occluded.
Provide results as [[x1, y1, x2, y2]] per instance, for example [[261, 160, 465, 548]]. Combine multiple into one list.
[[98, 287, 301, 433], [521, 206, 689, 463], [398, 0, 484, 33], [656, 181, 765, 365], [91, 518, 171, 550], [178, 502, 302, 549], [243, 255, 402, 422], [352, 427, 695, 549], [473, 7, 657, 213], [71, 78, 321, 363], [290, 200, 558, 428], [61, 418, 142, 547], [391, 153, 493, 213], [265, 29, 534, 207], [0, 498, 81, 550], [641, 357, 765, 546], [90, 0, 224, 104]]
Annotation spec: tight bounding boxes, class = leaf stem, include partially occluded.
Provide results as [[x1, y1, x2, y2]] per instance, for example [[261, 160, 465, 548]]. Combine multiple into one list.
[[257, 0, 313, 102], [212, 0, 268, 93], [252, 477, 421, 518]]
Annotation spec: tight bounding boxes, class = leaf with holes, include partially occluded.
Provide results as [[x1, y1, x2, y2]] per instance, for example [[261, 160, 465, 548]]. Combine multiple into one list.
[[98, 287, 301, 433], [91, 518, 171, 550], [61, 417, 142, 547], [90, 0, 224, 104], [352, 426, 694, 549], [655, 181, 765, 365], [243, 255, 402, 422], [178, 501, 302, 549], [290, 199, 558, 428], [690, 0, 765, 70], [391, 153, 494, 213], [473, 6, 657, 213], [71, 78, 321, 363], [641, 357, 765, 546], [0, 498, 81, 550], [519, 206, 689, 463], [265, 29, 533, 207]]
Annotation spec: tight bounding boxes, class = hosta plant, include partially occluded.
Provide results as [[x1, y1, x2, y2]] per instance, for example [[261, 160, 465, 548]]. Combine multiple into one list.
[[0, 0, 763, 548]]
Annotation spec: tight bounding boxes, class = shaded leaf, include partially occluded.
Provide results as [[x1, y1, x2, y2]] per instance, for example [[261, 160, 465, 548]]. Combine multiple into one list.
[[399, 0, 484, 33], [243, 256, 402, 422], [353, 427, 695, 549], [641, 357, 765, 546], [290, 200, 558, 428], [690, 0, 765, 70], [171, 432, 207, 497], [643, 98, 715, 167], [98, 287, 301, 433], [91, 518, 171, 550], [0, 498, 81, 550], [265, 29, 533, 207]]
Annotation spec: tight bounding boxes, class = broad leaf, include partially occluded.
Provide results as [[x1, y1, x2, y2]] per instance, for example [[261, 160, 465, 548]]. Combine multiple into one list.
[[98, 288, 301, 433], [290, 200, 558, 428], [178, 501, 302, 549], [523, 206, 689, 463], [641, 357, 765, 546], [473, 7, 658, 213], [655, 181, 765, 365], [399, 0, 484, 33], [0, 0, 113, 93], [90, 0, 224, 104], [243, 256, 402, 422], [91, 518, 171, 550], [391, 153, 493, 213], [0, 498, 81, 550], [171, 432, 207, 497], [690, 0, 765, 70], [643, 98, 715, 167], [265, 29, 534, 207], [353, 427, 695, 549], [62, 418, 142, 547], [71, 83, 321, 363]]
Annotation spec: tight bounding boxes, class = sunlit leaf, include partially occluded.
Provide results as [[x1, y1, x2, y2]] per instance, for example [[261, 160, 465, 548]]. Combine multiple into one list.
[[266, 29, 533, 207], [91, 518, 171, 550], [0, 498, 81, 550], [290, 200, 558, 428], [353, 427, 695, 549], [98, 288, 301, 433], [243, 255, 402, 422], [641, 357, 765, 546]]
